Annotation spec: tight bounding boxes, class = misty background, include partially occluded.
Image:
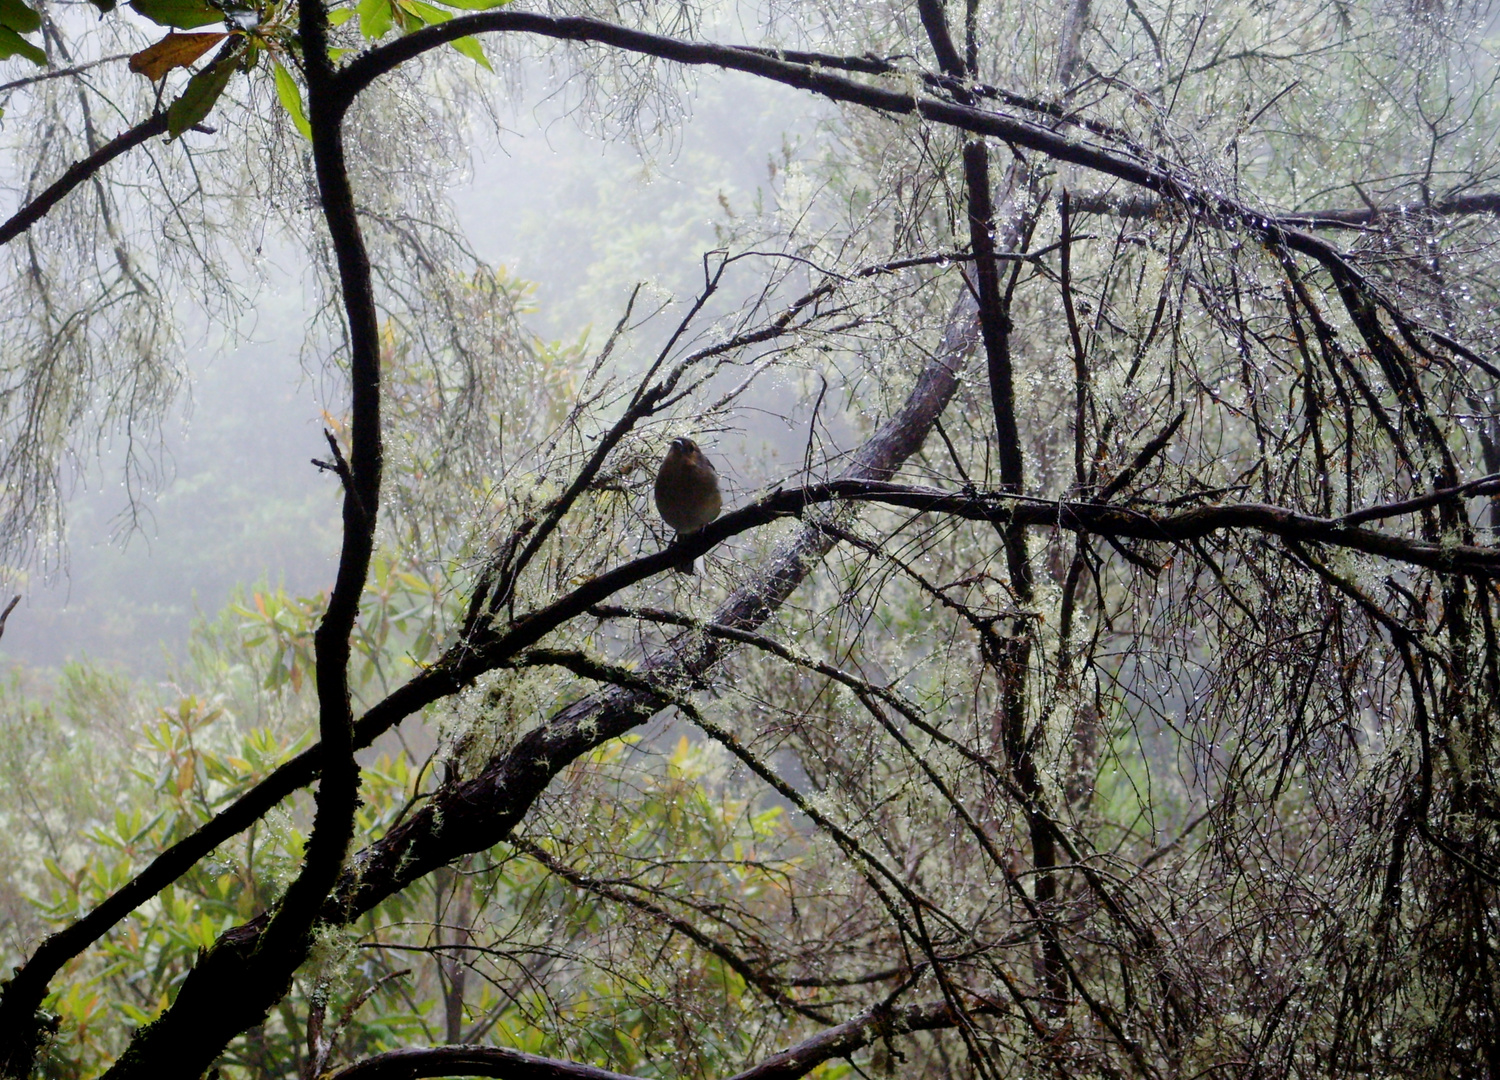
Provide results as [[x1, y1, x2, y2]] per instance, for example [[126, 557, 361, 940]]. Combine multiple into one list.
[[2, 62, 830, 678]]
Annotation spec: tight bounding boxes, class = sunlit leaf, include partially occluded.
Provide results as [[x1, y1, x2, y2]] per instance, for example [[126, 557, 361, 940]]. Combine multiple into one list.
[[117, 1002, 154, 1025], [430, 0, 509, 10], [128, 31, 226, 80], [356, 0, 393, 39], [166, 52, 235, 138], [328, 6, 355, 23], [42, 856, 71, 885], [396, 0, 443, 23], [395, 0, 491, 59], [0, 0, 41, 35], [131, 0, 222, 29], [272, 60, 311, 140], [0, 24, 44, 64]]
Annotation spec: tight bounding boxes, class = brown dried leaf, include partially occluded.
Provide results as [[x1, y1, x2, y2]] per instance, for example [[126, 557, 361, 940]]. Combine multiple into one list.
[[128, 31, 226, 81]]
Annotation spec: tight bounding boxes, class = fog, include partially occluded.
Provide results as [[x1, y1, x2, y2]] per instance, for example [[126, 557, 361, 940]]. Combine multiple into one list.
[[3, 61, 830, 676]]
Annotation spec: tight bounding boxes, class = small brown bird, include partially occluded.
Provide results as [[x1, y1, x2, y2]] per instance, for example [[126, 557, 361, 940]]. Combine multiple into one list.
[[654, 436, 722, 574]]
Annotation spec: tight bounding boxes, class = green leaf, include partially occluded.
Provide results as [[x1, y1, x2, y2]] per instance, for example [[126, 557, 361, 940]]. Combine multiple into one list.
[[429, 0, 509, 10], [117, 1002, 154, 1025], [272, 60, 311, 140], [0, 0, 41, 35], [328, 6, 356, 23], [400, 0, 448, 23], [130, 0, 223, 29], [448, 33, 490, 69], [0, 24, 44, 64], [166, 52, 235, 137], [356, 0, 392, 39]]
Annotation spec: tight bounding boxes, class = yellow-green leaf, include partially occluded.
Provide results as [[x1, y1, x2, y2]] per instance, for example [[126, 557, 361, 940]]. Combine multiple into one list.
[[448, 33, 490, 69], [272, 60, 311, 140], [117, 1002, 154, 1025], [167, 52, 235, 137], [0, 24, 43, 64], [399, 0, 448, 23], [431, 0, 509, 10], [356, 0, 393, 39], [128, 31, 226, 80], [0, 0, 40, 34], [131, 0, 222, 29]]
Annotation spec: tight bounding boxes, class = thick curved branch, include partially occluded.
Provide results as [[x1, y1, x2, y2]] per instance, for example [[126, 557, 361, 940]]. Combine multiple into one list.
[[334, 11, 1500, 426], [323, 999, 967, 1080], [332, 8, 1500, 387], [1070, 188, 1500, 229], [675, 480, 1500, 578], [326, 1045, 647, 1080], [429, 478, 1500, 678], [333, 13, 1371, 275]]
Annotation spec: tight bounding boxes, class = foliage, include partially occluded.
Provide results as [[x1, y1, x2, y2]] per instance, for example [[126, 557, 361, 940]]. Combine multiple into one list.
[[1, 569, 801, 1076]]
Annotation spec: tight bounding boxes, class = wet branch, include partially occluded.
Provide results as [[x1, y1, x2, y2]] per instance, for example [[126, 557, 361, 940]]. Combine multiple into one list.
[[323, 999, 971, 1080], [96, 0, 381, 1074], [0, 114, 168, 247]]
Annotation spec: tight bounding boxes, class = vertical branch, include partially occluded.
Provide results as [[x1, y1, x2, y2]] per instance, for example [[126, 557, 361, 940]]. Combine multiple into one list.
[[962, 145, 1026, 504], [961, 147, 1036, 606], [436, 868, 473, 1044], [1281, 282, 1333, 516], [260, 0, 378, 938], [963, 0, 978, 73], [913, 0, 1071, 1022], [1059, 190, 1088, 491], [1480, 419, 1500, 534], [915, 0, 964, 76], [1054, 0, 1092, 92], [915, 0, 1028, 546], [97, 0, 382, 1075]]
